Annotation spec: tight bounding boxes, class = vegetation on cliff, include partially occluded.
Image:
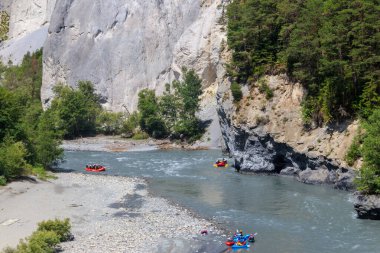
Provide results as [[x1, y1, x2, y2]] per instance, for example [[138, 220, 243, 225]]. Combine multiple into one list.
[[0, 11, 9, 42], [354, 109, 380, 194], [138, 68, 204, 142], [227, 0, 379, 124], [226, 0, 380, 193], [0, 50, 63, 185]]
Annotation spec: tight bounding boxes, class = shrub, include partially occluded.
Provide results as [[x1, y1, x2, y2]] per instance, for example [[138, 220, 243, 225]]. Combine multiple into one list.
[[26, 230, 60, 253], [96, 111, 125, 135], [258, 82, 273, 100], [0, 175, 6, 186], [355, 109, 380, 194], [0, 11, 9, 42], [230, 82, 242, 102], [132, 131, 149, 140], [0, 140, 27, 180], [121, 112, 140, 137], [30, 166, 56, 181], [37, 218, 71, 242], [345, 134, 362, 166]]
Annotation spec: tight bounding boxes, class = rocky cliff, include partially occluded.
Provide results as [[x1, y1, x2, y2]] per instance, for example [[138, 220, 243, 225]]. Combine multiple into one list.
[[217, 74, 357, 190], [0, 0, 57, 64], [41, 0, 225, 111], [42, 0, 227, 146]]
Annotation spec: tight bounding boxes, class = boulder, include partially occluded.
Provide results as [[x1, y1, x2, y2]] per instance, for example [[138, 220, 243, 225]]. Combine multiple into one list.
[[353, 192, 380, 220]]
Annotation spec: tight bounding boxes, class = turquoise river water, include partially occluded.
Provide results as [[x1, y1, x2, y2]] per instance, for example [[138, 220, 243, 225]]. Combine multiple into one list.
[[61, 149, 380, 253]]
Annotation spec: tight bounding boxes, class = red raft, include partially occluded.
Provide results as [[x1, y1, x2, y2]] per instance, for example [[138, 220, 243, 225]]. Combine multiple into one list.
[[85, 165, 106, 172]]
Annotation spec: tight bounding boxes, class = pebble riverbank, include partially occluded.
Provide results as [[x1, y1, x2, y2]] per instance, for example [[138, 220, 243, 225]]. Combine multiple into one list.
[[0, 173, 224, 252]]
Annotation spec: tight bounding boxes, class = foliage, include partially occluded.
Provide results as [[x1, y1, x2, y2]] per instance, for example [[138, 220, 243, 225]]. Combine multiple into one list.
[[49, 81, 101, 139], [121, 112, 140, 137], [2, 49, 43, 101], [137, 89, 167, 138], [258, 80, 274, 100], [132, 131, 149, 140], [0, 50, 63, 183], [137, 68, 204, 142], [0, 11, 9, 42], [3, 219, 71, 253], [0, 140, 27, 180], [356, 109, 380, 194], [37, 218, 71, 242], [0, 175, 6, 186], [96, 111, 125, 135], [227, 0, 380, 124], [345, 131, 363, 166], [230, 82, 243, 102]]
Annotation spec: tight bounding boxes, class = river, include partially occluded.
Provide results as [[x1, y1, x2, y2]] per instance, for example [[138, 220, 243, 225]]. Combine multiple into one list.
[[61, 149, 380, 253]]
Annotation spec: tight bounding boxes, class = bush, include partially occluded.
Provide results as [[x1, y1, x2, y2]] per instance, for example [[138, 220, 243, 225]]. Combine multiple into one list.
[[29, 166, 56, 181], [230, 82, 243, 102], [96, 111, 125, 135], [355, 109, 380, 194], [345, 133, 362, 166], [121, 112, 140, 137], [258, 82, 273, 100], [0, 11, 9, 42], [25, 230, 60, 253], [0, 140, 27, 180], [0, 175, 6, 186], [355, 167, 380, 195], [37, 218, 71, 242], [132, 131, 149, 140], [3, 218, 71, 253]]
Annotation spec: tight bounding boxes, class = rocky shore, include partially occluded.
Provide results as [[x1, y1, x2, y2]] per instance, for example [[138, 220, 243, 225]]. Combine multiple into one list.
[[61, 136, 211, 152], [0, 173, 224, 252]]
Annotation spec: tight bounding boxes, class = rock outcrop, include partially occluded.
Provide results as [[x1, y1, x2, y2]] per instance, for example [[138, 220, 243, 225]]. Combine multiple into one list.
[[216, 75, 356, 190], [42, 0, 225, 110], [0, 0, 57, 64], [42, 0, 227, 147], [354, 192, 380, 220]]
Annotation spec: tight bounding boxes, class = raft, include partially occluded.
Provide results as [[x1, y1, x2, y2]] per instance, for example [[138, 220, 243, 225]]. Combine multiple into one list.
[[231, 243, 250, 249], [85, 166, 106, 172], [213, 162, 228, 167]]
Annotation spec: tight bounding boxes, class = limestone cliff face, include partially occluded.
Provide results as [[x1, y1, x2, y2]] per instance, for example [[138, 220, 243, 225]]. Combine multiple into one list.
[[42, 0, 225, 110], [217, 74, 357, 190], [0, 0, 57, 64], [42, 0, 227, 146], [8, 0, 56, 40]]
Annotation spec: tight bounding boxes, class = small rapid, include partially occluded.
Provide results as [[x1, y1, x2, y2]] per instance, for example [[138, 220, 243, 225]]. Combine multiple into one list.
[[62, 149, 380, 253]]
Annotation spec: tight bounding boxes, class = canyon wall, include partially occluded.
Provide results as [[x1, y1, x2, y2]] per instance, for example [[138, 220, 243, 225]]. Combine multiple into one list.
[[0, 0, 57, 64]]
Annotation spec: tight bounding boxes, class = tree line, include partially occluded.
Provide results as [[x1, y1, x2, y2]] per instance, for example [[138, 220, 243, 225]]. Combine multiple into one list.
[[0, 50, 204, 185], [226, 0, 380, 194], [227, 0, 379, 123]]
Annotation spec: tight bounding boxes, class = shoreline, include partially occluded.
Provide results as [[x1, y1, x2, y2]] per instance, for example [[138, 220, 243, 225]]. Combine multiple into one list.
[[61, 135, 218, 152], [0, 173, 225, 252]]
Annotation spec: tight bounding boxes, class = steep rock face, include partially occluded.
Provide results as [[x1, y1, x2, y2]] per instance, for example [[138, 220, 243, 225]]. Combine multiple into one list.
[[216, 75, 356, 190], [42, 0, 227, 147], [8, 0, 57, 40], [0, 0, 57, 64], [42, 0, 225, 110]]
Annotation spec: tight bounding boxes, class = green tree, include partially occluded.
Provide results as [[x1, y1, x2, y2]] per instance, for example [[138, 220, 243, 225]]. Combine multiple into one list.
[[356, 109, 380, 194], [50, 81, 101, 139], [0, 139, 28, 180], [137, 89, 167, 138]]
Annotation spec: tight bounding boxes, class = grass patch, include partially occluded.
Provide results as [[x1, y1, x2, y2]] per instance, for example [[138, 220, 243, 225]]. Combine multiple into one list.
[[132, 131, 149, 140], [30, 166, 57, 181]]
